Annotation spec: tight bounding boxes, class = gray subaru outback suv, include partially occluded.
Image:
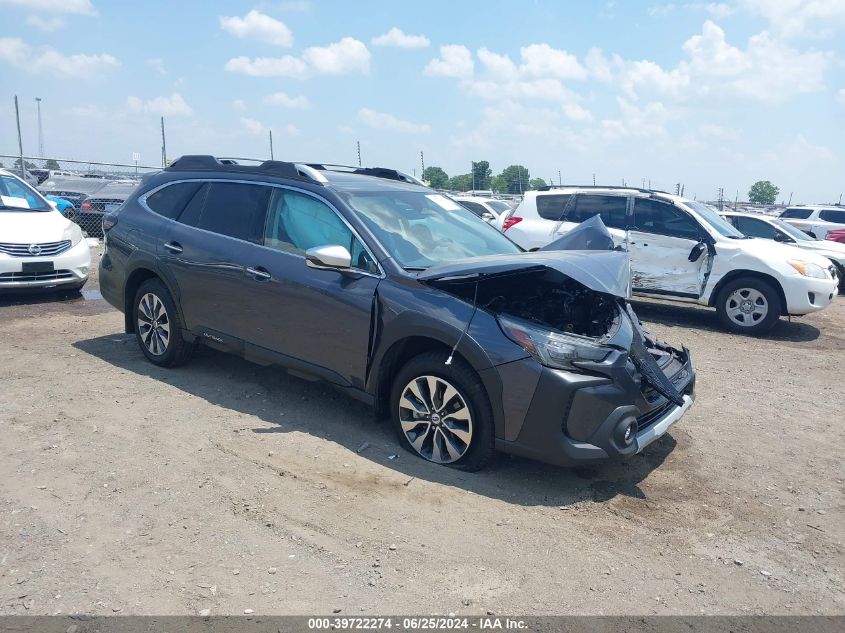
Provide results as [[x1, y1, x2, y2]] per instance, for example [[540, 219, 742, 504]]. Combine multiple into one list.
[[99, 155, 695, 471]]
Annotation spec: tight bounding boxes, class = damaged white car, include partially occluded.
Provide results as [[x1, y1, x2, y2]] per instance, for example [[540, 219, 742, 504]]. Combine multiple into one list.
[[497, 187, 839, 334]]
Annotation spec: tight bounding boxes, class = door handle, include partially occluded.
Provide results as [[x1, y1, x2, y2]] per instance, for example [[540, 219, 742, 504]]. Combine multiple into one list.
[[246, 266, 271, 281], [163, 241, 183, 254]]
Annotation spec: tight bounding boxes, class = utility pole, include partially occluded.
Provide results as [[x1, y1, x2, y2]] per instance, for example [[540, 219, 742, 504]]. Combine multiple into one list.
[[420, 151, 424, 178], [787, 192, 793, 205], [160, 117, 167, 167], [35, 97, 44, 158], [558, 170, 562, 186], [14, 95, 24, 179], [269, 130, 274, 160], [356, 141, 361, 167]]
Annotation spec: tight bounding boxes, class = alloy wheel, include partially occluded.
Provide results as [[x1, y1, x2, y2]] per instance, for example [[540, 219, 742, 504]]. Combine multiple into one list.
[[725, 287, 769, 327], [137, 292, 170, 355], [399, 375, 473, 464]]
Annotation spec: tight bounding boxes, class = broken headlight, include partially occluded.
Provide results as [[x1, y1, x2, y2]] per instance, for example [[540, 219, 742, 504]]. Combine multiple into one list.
[[497, 314, 610, 370]]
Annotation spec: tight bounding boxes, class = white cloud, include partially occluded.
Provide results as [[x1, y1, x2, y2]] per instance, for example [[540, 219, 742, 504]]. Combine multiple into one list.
[[25, 15, 65, 31], [145, 57, 167, 75], [600, 98, 672, 141], [0, 0, 95, 15], [648, 4, 676, 17], [232, 99, 247, 111], [424, 45, 474, 79], [219, 10, 293, 47], [563, 103, 593, 122], [263, 91, 310, 108], [698, 2, 736, 19], [740, 0, 845, 38], [0, 37, 118, 78], [357, 108, 430, 133], [240, 117, 266, 135], [477, 47, 519, 81], [302, 37, 370, 74], [225, 55, 307, 78], [127, 93, 192, 117], [519, 43, 588, 80], [279, 123, 301, 137], [225, 37, 369, 77], [371, 27, 430, 48]]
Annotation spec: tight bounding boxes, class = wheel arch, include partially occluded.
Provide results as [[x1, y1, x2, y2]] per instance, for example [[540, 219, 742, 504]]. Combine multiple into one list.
[[708, 269, 788, 316], [123, 266, 184, 333]]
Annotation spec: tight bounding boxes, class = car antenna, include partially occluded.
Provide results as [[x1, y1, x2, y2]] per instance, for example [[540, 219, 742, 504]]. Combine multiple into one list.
[[445, 279, 479, 366]]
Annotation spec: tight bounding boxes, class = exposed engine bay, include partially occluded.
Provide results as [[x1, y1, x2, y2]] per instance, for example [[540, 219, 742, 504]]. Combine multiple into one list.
[[441, 268, 620, 339]]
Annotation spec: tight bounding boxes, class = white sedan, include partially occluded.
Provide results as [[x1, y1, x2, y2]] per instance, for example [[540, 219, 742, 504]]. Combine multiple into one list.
[[0, 168, 90, 291]]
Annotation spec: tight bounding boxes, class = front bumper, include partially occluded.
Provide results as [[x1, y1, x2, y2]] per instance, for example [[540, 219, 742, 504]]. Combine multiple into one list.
[[781, 273, 838, 315], [494, 346, 696, 467], [0, 240, 91, 289]]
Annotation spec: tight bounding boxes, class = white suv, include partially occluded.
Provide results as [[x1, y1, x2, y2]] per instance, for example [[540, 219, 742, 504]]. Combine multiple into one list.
[[497, 187, 838, 334], [778, 206, 845, 240]]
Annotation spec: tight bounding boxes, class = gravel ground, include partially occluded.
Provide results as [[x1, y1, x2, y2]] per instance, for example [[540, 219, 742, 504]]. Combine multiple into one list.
[[0, 247, 843, 616]]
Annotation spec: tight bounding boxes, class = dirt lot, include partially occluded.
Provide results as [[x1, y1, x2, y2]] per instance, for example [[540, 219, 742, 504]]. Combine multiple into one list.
[[1, 247, 843, 616]]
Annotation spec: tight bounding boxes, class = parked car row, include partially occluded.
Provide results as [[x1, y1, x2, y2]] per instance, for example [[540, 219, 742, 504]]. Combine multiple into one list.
[[37, 175, 140, 236]]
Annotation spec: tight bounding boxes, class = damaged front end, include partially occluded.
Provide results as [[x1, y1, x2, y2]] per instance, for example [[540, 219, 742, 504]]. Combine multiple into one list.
[[419, 220, 695, 465]]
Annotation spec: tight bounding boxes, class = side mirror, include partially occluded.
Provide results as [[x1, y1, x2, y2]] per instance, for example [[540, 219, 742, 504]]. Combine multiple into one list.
[[688, 242, 707, 262], [305, 244, 352, 270], [774, 233, 793, 243]]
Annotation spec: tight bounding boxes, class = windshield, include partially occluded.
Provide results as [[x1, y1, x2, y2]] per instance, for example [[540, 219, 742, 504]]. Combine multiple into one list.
[[344, 191, 522, 268], [0, 174, 52, 211], [685, 201, 745, 238], [772, 217, 815, 241]]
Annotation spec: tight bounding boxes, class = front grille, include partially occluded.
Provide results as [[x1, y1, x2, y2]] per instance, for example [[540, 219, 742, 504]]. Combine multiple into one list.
[[637, 400, 674, 432], [85, 198, 124, 212], [0, 270, 75, 283], [0, 241, 72, 257]]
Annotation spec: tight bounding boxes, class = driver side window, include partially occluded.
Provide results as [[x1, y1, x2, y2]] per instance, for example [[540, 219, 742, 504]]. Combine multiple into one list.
[[633, 199, 700, 240], [264, 189, 377, 272]]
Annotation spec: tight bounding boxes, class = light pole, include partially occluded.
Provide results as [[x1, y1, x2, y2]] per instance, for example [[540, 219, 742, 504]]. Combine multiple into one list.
[[35, 97, 44, 158]]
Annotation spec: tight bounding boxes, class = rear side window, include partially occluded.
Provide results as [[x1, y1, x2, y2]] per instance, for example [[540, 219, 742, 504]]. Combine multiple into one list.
[[735, 216, 779, 239], [145, 181, 203, 219], [459, 201, 489, 217], [819, 209, 845, 223], [570, 195, 627, 228], [179, 182, 271, 243], [634, 198, 700, 240], [535, 194, 571, 221], [781, 208, 812, 219]]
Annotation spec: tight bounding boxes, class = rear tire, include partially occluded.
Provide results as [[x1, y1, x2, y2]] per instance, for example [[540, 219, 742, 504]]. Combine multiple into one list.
[[715, 276, 782, 335], [390, 350, 495, 471], [133, 278, 193, 367]]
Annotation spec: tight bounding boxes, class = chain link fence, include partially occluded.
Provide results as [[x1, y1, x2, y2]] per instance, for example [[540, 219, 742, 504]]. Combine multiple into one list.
[[1, 155, 161, 238]]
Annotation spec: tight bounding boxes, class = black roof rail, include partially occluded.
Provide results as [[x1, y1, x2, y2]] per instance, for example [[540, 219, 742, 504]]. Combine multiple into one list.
[[165, 155, 318, 184], [306, 163, 424, 185], [537, 184, 673, 195]]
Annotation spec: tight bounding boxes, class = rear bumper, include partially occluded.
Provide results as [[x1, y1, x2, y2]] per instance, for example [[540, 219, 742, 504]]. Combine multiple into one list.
[[0, 240, 90, 289], [494, 348, 695, 467]]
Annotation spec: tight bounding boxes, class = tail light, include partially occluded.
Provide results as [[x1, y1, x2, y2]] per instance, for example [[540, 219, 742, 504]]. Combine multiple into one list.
[[102, 214, 117, 233], [80, 199, 92, 211], [502, 216, 523, 232]]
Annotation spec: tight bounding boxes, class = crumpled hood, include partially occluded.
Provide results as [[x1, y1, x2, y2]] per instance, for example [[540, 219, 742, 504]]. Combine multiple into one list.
[[0, 210, 72, 243], [417, 250, 631, 298]]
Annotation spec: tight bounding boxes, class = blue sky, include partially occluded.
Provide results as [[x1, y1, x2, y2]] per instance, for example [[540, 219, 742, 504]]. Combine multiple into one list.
[[1, 0, 843, 203]]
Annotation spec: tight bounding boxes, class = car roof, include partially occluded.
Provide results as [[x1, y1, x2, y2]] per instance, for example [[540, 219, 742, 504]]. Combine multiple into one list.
[[530, 186, 678, 201]]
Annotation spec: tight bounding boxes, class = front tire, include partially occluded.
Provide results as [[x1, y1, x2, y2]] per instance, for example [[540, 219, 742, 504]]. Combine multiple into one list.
[[133, 278, 193, 367], [715, 276, 782, 335], [390, 350, 495, 471]]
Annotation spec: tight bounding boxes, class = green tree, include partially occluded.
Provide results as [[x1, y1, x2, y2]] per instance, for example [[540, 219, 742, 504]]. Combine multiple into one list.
[[470, 160, 492, 190], [490, 175, 509, 194], [447, 173, 472, 191], [528, 177, 547, 190], [748, 180, 780, 205], [498, 165, 530, 194], [44, 159, 61, 170], [422, 166, 449, 189], [13, 158, 37, 170]]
